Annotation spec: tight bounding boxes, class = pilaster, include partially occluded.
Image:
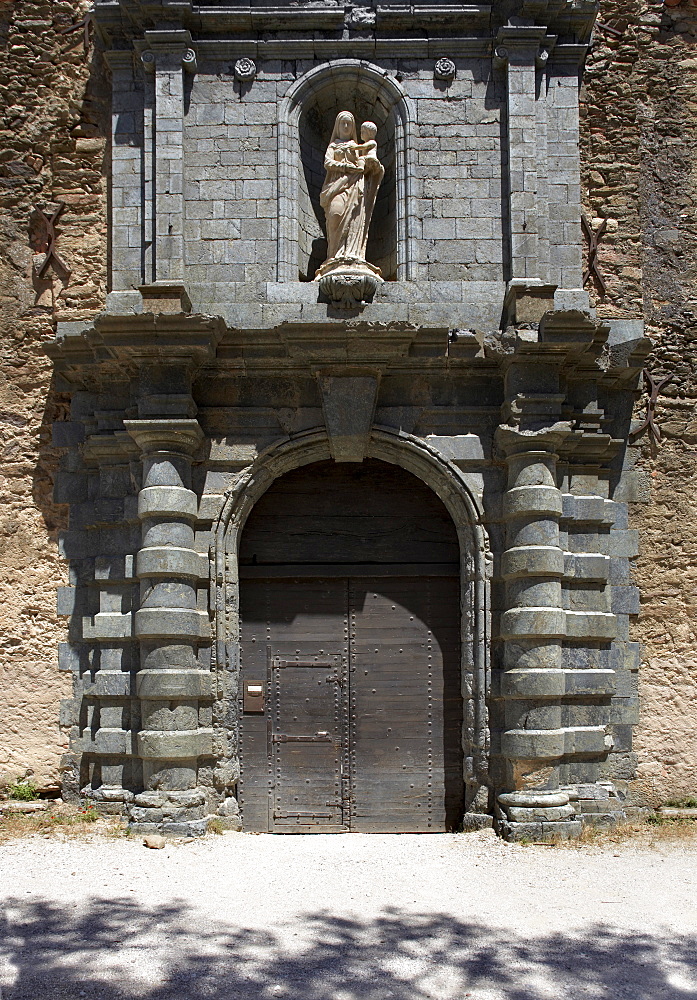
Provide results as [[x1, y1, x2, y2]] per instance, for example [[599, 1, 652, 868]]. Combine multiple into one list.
[[140, 30, 196, 285], [104, 50, 143, 292]]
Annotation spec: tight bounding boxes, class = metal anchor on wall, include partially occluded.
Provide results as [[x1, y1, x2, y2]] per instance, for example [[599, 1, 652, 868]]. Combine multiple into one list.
[[33, 203, 72, 281], [60, 7, 93, 60], [630, 371, 674, 445], [582, 213, 607, 296]]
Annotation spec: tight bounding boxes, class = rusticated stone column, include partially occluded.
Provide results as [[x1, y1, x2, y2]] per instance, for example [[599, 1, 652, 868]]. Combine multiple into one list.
[[495, 424, 581, 840], [125, 417, 213, 835]]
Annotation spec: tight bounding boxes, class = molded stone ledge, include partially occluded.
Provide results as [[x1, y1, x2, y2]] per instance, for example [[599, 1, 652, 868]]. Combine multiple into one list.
[[565, 610, 617, 640], [497, 819, 583, 842], [505, 803, 576, 822], [136, 728, 214, 760], [498, 790, 570, 809], [501, 545, 565, 579], [501, 607, 566, 639], [136, 668, 213, 700], [563, 552, 610, 581], [498, 668, 616, 699], [138, 486, 198, 519], [82, 612, 133, 640], [134, 607, 210, 640], [503, 485, 563, 518], [136, 546, 208, 580], [501, 725, 608, 759]]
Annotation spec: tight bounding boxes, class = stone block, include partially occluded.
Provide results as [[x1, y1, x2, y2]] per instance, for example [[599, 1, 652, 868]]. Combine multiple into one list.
[[563, 553, 609, 582], [136, 546, 207, 580], [136, 728, 214, 760], [82, 612, 133, 640], [561, 494, 607, 523], [608, 530, 639, 558], [161, 819, 208, 836], [611, 586, 640, 615], [504, 485, 563, 519], [565, 611, 617, 640], [609, 698, 640, 725], [56, 586, 77, 616], [138, 486, 198, 519], [58, 642, 82, 672], [318, 375, 379, 463], [136, 669, 213, 700], [503, 545, 564, 579], [134, 607, 210, 641], [501, 607, 566, 640], [59, 699, 78, 727]]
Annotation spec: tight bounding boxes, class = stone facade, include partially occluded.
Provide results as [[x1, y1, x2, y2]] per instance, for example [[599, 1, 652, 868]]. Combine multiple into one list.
[[40, 0, 647, 839], [0, 0, 693, 832]]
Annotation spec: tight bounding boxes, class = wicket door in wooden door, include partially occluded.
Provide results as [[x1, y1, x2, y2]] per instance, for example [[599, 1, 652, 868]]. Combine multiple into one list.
[[270, 652, 346, 831], [239, 577, 348, 833]]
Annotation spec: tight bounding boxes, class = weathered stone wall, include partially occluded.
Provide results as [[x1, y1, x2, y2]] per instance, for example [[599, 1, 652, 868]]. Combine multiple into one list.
[[0, 0, 695, 808], [0, 0, 107, 786], [581, 0, 697, 805]]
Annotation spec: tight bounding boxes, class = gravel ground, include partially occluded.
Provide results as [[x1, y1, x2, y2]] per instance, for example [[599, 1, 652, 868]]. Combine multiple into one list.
[[0, 828, 696, 1000]]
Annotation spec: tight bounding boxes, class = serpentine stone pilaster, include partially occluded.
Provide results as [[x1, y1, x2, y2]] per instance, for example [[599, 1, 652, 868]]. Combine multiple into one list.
[[495, 424, 581, 840], [125, 417, 213, 835]]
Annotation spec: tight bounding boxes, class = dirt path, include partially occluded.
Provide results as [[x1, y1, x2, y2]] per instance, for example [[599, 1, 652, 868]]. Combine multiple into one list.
[[0, 828, 696, 999]]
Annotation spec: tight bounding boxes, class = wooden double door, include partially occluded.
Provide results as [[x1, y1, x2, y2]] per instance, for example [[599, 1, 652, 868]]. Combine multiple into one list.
[[239, 573, 463, 833]]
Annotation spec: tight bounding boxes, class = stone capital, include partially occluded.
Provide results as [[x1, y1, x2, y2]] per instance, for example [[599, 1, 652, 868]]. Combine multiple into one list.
[[495, 422, 572, 457], [124, 418, 204, 457]]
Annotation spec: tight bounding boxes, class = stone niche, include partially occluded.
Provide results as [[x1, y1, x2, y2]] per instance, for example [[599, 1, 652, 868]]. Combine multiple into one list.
[[295, 65, 399, 282], [49, 0, 650, 840]]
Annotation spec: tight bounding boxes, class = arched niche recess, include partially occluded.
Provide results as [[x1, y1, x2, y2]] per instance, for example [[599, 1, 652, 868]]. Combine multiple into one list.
[[278, 61, 417, 283]]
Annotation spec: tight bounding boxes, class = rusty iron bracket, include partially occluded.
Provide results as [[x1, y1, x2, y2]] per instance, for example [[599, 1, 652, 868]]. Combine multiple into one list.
[[34, 203, 72, 280], [582, 213, 608, 296], [60, 10, 93, 56], [630, 371, 674, 445], [596, 21, 624, 39]]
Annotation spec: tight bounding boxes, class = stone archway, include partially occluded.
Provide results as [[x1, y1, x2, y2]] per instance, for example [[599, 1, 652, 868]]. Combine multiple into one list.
[[212, 427, 491, 823]]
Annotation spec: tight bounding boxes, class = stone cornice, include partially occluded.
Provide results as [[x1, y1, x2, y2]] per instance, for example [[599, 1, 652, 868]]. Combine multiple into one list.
[[94, 0, 596, 45]]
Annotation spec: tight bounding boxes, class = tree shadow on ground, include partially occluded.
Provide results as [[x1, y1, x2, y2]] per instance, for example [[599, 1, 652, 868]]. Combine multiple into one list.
[[1, 896, 696, 1000]]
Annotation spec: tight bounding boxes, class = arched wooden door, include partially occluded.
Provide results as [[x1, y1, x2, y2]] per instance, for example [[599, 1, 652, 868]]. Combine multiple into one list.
[[238, 460, 463, 833]]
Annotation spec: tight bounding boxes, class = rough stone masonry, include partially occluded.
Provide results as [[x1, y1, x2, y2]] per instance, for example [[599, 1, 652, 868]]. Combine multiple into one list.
[[0, 0, 693, 836]]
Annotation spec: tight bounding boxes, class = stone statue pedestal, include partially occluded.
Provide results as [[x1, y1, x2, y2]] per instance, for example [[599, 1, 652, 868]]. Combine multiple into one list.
[[315, 256, 383, 309]]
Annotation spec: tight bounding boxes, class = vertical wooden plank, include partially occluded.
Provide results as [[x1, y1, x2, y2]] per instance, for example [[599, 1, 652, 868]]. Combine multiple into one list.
[[350, 576, 463, 832]]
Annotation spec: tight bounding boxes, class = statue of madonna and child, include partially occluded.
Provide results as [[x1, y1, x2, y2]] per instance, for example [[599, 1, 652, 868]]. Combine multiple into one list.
[[314, 111, 385, 307]]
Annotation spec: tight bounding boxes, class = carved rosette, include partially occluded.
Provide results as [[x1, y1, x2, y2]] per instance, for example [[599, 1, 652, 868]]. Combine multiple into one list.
[[434, 57, 456, 81], [234, 58, 257, 82]]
